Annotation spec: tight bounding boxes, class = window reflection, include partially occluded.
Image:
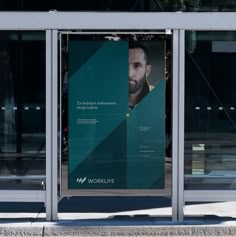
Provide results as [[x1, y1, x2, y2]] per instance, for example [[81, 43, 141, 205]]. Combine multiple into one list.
[[0, 32, 45, 190], [185, 31, 236, 190], [1, 0, 236, 12]]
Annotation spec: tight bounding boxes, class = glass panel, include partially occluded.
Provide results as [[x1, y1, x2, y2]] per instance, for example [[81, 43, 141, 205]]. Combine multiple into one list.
[[185, 31, 236, 190], [0, 31, 46, 190], [60, 33, 172, 195], [1, 0, 236, 12]]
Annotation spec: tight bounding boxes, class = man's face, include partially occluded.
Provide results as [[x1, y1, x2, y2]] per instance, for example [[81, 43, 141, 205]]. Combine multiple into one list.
[[129, 48, 151, 94]]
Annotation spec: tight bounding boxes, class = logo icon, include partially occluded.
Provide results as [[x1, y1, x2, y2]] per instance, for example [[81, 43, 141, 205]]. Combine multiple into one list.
[[76, 177, 87, 184]]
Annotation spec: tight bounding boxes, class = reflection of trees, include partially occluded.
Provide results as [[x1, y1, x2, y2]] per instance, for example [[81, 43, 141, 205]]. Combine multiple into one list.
[[126, 0, 201, 12], [0, 41, 16, 153], [2, 0, 236, 11], [198, 0, 236, 11], [129, 0, 236, 12], [165, 0, 236, 11], [165, 0, 201, 11]]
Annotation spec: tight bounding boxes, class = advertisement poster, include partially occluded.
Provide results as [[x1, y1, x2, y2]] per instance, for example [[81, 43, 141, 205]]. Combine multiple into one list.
[[68, 40, 165, 189]]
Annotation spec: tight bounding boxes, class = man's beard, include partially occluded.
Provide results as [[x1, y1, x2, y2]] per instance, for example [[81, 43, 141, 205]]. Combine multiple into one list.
[[129, 76, 146, 94]]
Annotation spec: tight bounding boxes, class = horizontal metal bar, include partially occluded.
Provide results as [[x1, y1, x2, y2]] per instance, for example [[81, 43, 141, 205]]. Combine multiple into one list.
[[0, 175, 46, 180], [0, 190, 45, 202], [185, 190, 236, 202], [0, 155, 45, 158], [61, 189, 172, 197], [1, 12, 236, 30], [185, 175, 236, 179], [59, 31, 168, 34]]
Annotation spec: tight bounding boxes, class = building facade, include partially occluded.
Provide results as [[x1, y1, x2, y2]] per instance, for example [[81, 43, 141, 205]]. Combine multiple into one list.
[[1, 1, 236, 221]]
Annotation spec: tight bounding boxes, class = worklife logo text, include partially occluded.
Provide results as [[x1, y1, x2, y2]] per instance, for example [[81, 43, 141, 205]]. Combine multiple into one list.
[[76, 177, 115, 184]]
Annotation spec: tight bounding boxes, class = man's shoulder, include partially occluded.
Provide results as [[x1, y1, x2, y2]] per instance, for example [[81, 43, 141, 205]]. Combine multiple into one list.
[[149, 84, 154, 92]]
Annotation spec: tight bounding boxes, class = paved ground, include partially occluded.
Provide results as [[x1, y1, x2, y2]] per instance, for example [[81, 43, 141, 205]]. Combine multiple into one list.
[[1, 197, 236, 236]]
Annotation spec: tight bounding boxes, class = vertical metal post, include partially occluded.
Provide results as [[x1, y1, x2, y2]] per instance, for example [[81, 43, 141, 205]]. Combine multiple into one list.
[[46, 30, 58, 221], [52, 29, 58, 220], [46, 30, 52, 220], [178, 29, 185, 221], [172, 29, 185, 221], [59, 32, 62, 195], [172, 29, 179, 221]]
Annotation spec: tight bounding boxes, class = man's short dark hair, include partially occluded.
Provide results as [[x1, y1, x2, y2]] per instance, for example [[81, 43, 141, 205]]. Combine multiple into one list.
[[129, 41, 150, 64]]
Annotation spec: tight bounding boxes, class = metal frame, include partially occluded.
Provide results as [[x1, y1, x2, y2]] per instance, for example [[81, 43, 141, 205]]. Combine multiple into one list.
[[46, 30, 58, 221], [0, 190, 45, 202], [46, 30, 52, 220], [58, 31, 63, 199], [178, 30, 185, 221], [59, 30, 172, 198], [1, 12, 236, 221], [185, 191, 236, 202], [172, 30, 179, 221], [1, 12, 236, 30], [172, 29, 185, 221]]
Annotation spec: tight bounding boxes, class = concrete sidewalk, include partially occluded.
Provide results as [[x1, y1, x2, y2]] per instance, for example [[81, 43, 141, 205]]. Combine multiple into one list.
[[1, 225, 236, 237], [1, 198, 236, 236]]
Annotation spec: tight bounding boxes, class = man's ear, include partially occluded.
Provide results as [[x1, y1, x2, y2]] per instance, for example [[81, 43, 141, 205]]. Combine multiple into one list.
[[146, 65, 152, 77]]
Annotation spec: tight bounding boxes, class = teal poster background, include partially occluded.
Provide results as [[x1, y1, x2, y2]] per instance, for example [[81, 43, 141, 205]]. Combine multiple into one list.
[[127, 80, 165, 188], [68, 40, 165, 189]]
